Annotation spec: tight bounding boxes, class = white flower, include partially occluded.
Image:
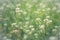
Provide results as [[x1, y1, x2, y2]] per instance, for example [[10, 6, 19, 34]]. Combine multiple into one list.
[[13, 30, 18, 33], [48, 20, 52, 23], [29, 25, 34, 28], [52, 29, 57, 32], [52, 7, 57, 10], [55, 26, 58, 28], [34, 33, 38, 38], [47, 8, 51, 11], [49, 36, 56, 40], [11, 23, 18, 27], [16, 7, 20, 13], [24, 35, 27, 39], [57, 10, 60, 13], [39, 3, 46, 8], [39, 3, 43, 6], [34, 11, 39, 13], [43, 18, 48, 22], [19, 22, 22, 24], [25, 21, 29, 25], [39, 25, 45, 29], [28, 31, 32, 34], [25, 30, 30, 33], [46, 16, 50, 19], [34, 33, 38, 36], [23, 11, 27, 15], [36, 18, 41, 21], [42, 9, 45, 11], [4, 23, 7, 26], [31, 28, 35, 31], [11, 23, 16, 26], [16, 4, 21, 7], [26, 3, 32, 8], [25, 17, 30, 20]]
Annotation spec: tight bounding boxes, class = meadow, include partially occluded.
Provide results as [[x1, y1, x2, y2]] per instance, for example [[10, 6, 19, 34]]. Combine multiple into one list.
[[0, 0, 60, 40]]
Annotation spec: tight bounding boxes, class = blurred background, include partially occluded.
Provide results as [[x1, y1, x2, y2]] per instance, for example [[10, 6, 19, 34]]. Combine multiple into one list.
[[0, 0, 60, 40]]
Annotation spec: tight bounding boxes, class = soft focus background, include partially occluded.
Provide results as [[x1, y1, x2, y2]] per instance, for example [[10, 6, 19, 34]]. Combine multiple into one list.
[[0, 0, 60, 40]]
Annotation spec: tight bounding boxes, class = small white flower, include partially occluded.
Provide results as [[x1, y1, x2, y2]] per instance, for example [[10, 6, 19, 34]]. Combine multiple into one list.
[[23, 11, 27, 15], [13, 30, 18, 33], [24, 35, 27, 39], [34, 33, 38, 36], [26, 3, 32, 8], [52, 29, 57, 32], [43, 18, 48, 22], [28, 31, 32, 34], [34, 33, 38, 38], [25, 21, 29, 25], [49, 36, 56, 40], [36, 18, 41, 21], [29, 25, 34, 28], [34, 11, 39, 13], [11, 23, 16, 26], [39, 25, 45, 29], [48, 20, 52, 23], [52, 7, 57, 10], [42, 9, 45, 11], [57, 10, 60, 13], [19, 22, 22, 24], [25, 30, 30, 33], [47, 8, 51, 11], [16, 4, 21, 7], [31, 28, 35, 31], [11, 23, 18, 27], [46, 16, 50, 19], [4, 23, 7, 26], [16, 7, 20, 13], [25, 17, 30, 20], [39, 3, 43, 6]]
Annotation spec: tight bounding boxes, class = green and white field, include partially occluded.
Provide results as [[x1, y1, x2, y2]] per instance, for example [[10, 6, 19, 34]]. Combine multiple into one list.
[[0, 0, 60, 40]]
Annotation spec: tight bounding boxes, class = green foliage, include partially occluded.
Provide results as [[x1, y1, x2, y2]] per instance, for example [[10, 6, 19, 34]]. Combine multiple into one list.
[[0, 0, 60, 40]]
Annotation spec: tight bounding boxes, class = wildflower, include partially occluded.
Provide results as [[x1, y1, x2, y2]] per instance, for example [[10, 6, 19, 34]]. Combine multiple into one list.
[[19, 22, 22, 24], [4, 23, 7, 26], [23, 11, 27, 15], [43, 18, 48, 22], [16, 7, 20, 13], [39, 3, 46, 8], [57, 10, 60, 13], [24, 35, 27, 39], [11, 23, 16, 26], [25, 17, 30, 20], [39, 24, 45, 29], [26, 3, 32, 8], [52, 29, 57, 32], [25, 30, 30, 33], [47, 8, 51, 11], [42, 9, 45, 11], [28, 31, 32, 34], [52, 7, 57, 10], [31, 28, 35, 31], [13, 29, 18, 33], [34, 33, 38, 38], [36, 18, 41, 21], [49, 36, 56, 40], [25, 21, 29, 25], [34, 33, 38, 36], [29, 25, 34, 28], [46, 16, 50, 19], [11, 23, 18, 27], [48, 20, 52, 23], [34, 11, 39, 13], [16, 4, 21, 7]]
